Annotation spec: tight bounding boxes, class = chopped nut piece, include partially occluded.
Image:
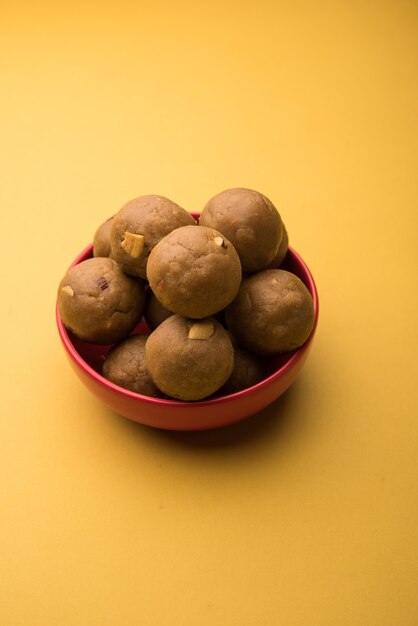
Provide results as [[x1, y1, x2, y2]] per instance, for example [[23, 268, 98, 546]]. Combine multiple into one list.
[[121, 232, 145, 258], [213, 235, 227, 248], [188, 320, 215, 340], [97, 277, 109, 291], [61, 285, 74, 296]]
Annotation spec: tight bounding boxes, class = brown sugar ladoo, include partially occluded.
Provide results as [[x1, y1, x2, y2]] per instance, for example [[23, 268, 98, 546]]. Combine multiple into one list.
[[110, 195, 196, 279], [220, 345, 266, 395], [145, 315, 234, 400], [102, 334, 161, 397], [57, 257, 145, 344], [225, 269, 314, 354], [147, 225, 242, 319], [199, 187, 283, 272], [144, 288, 173, 330], [266, 224, 289, 269], [93, 216, 114, 257]]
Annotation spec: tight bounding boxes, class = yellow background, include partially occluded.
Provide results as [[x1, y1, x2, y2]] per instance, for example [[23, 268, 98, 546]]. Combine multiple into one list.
[[1, 1, 418, 624]]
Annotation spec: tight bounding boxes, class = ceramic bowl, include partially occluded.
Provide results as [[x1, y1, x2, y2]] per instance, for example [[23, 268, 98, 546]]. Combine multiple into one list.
[[56, 221, 318, 431]]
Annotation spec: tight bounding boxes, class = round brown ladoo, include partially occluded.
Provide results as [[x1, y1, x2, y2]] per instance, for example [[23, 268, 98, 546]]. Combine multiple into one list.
[[225, 269, 314, 355], [147, 225, 242, 319], [102, 334, 161, 397], [145, 315, 234, 401], [220, 345, 266, 395], [93, 216, 114, 258], [57, 257, 145, 344], [144, 288, 173, 330], [199, 187, 283, 272], [110, 194, 196, 279], [266, 224, 289, 269]]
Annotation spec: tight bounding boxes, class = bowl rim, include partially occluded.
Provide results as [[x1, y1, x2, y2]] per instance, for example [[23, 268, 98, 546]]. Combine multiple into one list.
[[56, 243, 319, 408]]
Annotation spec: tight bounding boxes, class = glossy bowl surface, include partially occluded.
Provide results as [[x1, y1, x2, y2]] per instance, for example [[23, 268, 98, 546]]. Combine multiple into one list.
[[56, 221, 319, 430]]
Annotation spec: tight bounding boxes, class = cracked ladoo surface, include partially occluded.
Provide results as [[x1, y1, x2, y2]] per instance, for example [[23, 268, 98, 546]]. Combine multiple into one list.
[[225, 269, 314, 354], [145, 315, 234, 401], [147, 224, 242, 319], [110, 194, 196, 279], [57, 257, 145, 344]]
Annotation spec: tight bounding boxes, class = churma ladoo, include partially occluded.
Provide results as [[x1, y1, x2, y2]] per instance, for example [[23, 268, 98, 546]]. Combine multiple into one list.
[[145, 315, 234, 400], [102, 334, 161, 397], [199, 187, 283, 272], [57, 257, 145, 344], [147, 225, 242, 319], [225, 269, 314, 355], [266, 224, 289, 269], [110, 194, 195, 279], [220, 344, 266, 395], [59, 187, 316, 402], [93, 216, 114, 257], [144, 288, 173, 330]]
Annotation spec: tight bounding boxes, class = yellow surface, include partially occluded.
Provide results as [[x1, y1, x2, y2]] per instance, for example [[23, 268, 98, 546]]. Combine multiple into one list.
[[1, 1, 418, 624]]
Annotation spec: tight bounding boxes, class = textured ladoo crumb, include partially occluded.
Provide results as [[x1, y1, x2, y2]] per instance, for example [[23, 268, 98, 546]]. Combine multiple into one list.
[[57, 257, 145, 344], [266, 224, 289, 269], [147, 225, 242, 319], [145, 315, 234, 401], [102, 334, 161, 397], [199, 187, 283, 272], [220, 345, 266, 395], [93, 216, 114, 257], [225, 269, 314, 354], [110, 195, 196, 279], [144, 288, 173, 330]]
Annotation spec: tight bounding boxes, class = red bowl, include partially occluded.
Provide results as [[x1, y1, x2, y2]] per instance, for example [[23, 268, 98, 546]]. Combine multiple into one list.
[[56, 222, 318, 431]]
